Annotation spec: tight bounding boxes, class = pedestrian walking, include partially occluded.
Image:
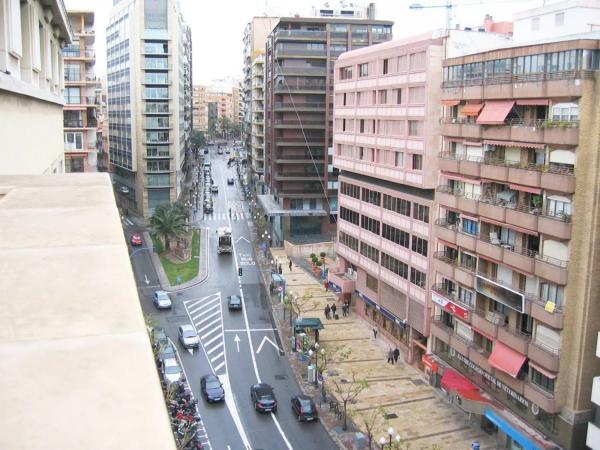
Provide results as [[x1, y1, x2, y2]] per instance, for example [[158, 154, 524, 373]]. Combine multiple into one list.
[[387, 348, 394, 364], [324, 304, 331, 320], [393, 347, 400, 363], [288, 259, 292, 271], [331, 303, 337, 318], [341, 303, 347, 317], [278, 264, 282, 275], [372, 327, 378, 339], [324, 280, 330, 291]]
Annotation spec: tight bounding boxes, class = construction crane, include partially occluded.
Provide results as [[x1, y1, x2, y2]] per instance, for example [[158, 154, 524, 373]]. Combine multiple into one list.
[[409, 0, 455, 32]]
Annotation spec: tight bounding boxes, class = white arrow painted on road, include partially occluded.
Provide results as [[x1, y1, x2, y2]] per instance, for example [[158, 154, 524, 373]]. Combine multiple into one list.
[[187, 348, 194, 356], [236, 236, 250, 243], [144, 274, 150, 285], [256, 336, 282, 354], [234, 334, 241, 352]]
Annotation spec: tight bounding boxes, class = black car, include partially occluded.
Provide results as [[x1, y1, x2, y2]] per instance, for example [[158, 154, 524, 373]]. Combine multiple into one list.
[[227, 178, 234, 185], [250, 383, 277, 413], [291, 395, 318, 422], [157, 342, 177, 363], [227, 295, 242, 311], [151, 327, 168, 349], [200, 374, 225, 403]]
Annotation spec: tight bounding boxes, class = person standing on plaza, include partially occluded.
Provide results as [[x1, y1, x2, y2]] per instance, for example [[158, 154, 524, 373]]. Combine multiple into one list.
[[288, 258, 292, 272], [372, 327, 378, 339], [387, 348, 394, 364], [324, 304, 331, 320], [331, 303, 337, 318], [393, 347, 400, 363]]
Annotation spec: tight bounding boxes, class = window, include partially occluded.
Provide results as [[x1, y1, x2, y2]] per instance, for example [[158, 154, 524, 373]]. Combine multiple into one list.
[[378, 89, 387, 105], [411, 236, 428, 256], [413, 204, 429, 223], [358, 147, 364, 160], [8, 0, 23, 55], [408, 120, 422, 137], [546, 197, 571, 218], [531, 17, 540, 31], [459, 252, 477, 271], [339, 232, 359, 251], [412, 154, 423, 170], [147, 146, 170, 157], [555, 12, 564, 26], [395, 152, 404, 167], [360, 119, 365, 133], [147, 160, 170, 171], [383, 194, 410, 216], [408, 86, 425, 103], [397, 55, 408, 72], [530, 367, 555, 393], [144, 42, 168, 54], [64, 87, 81, 104], [366, 273, 378, 292], [342, 119, 346, 132], [339, 206, 359, 225], [64, 132, 83, 150], [552, 103, 579, 121], [340, 66, 352, 80], [382, 223, 409, 248], [147, 174, 170, 186], [383, 58, 389, 74], [343, 93, 347, 106], [64, 64, 81, 81], [359, 63, 369, 77], [341, 182, 360, 199], [461, 218, 479, 235], [65, 157, 84, 173], [360, 215, 380, 235], [534, 324, 561, 353], [458, 288, 475, 307], [410, 268, 426, 288], [540, 283, 565, 308], [360, 242, 379, 263], [361, 187, 380, 206], [381, 253, 408, 278], [395, 88, 402, 104], [145, 87, 169, 99], [409, 52, 426, 70]]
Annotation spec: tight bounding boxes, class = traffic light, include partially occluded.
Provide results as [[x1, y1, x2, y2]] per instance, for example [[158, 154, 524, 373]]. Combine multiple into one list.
[[238, 267, 243, 277]]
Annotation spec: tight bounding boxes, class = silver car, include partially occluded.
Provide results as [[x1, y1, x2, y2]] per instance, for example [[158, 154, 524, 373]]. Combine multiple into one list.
[[178, 324, 200, 349], [161, 357, 182, 386], [153, 290, 172, 310]]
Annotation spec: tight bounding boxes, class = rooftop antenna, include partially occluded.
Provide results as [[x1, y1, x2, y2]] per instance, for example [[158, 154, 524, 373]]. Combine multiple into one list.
[[409, 0, 454, 32]]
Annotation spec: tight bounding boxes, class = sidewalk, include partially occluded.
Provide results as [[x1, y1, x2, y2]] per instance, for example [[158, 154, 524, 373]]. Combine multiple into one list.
[[268, 248, 497, 450]]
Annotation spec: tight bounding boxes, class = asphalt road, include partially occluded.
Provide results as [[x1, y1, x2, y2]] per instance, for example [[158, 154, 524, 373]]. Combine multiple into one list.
[[127, 144, 338, 450]]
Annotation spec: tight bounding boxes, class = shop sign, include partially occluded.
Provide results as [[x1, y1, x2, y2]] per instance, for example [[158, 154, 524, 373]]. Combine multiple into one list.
[[453, 351, 529, 407], [476, 275, 524, 313], [329, 281, 342, 294], [356, 290, 407, 328], [431, 292, 469, 321], [422, 355, 438, 373]]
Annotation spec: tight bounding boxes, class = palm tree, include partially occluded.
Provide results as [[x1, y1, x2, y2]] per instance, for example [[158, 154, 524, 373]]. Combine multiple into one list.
[[149, 204, 187, 252]]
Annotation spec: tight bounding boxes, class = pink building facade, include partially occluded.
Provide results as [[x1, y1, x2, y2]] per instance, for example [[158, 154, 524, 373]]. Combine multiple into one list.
[[331, 34, 445, 367]]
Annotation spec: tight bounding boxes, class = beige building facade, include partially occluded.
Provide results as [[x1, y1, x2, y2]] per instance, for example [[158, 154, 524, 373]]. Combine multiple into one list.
[[0, 0, 72, 175]]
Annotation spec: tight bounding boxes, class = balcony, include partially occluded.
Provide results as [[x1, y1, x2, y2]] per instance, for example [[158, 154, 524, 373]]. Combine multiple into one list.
[[274, 84, 327, 93], [497, 326, 530, 355], [468, 347, 492, 372], [275, 29, 327, 41], [274, 173, 324, 181], [273, 119, 325, 129], [328, 272, 355, 294], [432, 253, 456, 279], [456, 230, 478, 252], [273, 102, 326, 111], [471, 309, 502, 339], [530, 300, 564, 329], [524, 381, 560, 414], [534, 256, 568, 285], [430, 317, 452, 344], [435, 186, 458, 209], [528, 341, 560, 372], [434, 219, 458, 245], [275, 137, 324, 146], [274, 48, 327, 58]]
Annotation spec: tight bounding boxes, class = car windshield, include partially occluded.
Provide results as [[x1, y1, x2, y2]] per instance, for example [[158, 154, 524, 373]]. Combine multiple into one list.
[[299, 399, 313, 411], [157, 292, 169, 301], [206, 380, 221, 389], [230, 297, 240, 304], [165, 365, 180, 375], [183, 329, 197, 338]]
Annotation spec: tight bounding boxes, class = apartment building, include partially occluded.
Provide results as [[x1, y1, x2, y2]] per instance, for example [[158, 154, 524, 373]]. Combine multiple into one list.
[[63, 10, 99, 172], [107, 0, 192, 218], [192, 84, 207, 131], [431, 37, 600, 449], [0, 0, 72, 174], [588, 333, 600, 449], [262, 16, 393, 244], [242, 17, 280, 190]]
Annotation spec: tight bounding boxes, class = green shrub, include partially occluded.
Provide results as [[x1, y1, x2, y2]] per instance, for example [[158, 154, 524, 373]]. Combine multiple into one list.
[[320, 251, 326, 258], [310, 253, 316, 259], [316, 261, 323, 267], [151, 233, 164, 254]]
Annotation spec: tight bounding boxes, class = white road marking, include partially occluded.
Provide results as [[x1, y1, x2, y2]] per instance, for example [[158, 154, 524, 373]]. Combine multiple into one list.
[[256, 336, 282, 354], [144, 274, 150, 285], [195, 309, 220, 326], [234, 334, 241, 352], [197, 317, 221, 334], [201, 326, 222, 341], [210, 351, 224, 363], [204, 332, 223, 347], [224, 328, 277, 333], [188, 297, 220, 315], [206, 342, 223, 355]]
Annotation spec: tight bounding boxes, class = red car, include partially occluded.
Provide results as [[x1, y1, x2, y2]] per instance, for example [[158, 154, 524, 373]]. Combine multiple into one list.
[[130, 233, 143, 246]]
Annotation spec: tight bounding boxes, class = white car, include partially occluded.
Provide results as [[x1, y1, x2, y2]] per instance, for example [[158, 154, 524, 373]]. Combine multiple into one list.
[[178, 324, 200, 349], [153, 290, 172, 310], [161, 357, 182, 386]]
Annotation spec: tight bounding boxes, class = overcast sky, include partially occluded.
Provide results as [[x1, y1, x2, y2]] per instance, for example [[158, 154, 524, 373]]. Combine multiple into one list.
[[66, 0, 546, 85]]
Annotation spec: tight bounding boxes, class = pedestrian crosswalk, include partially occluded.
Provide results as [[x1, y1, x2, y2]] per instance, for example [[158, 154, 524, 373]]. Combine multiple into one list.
[[183, 293, 227, 375], [198, 212, 249, 222]]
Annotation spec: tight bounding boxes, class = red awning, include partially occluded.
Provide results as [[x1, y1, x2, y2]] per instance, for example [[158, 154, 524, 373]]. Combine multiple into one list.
[[460, 103, 484, 116], [509, 183, 542, 195], [516, 99, 549, 106], [441, 368, 480, 392], [438, 239, 458, 250], [477, 101, 515, 125], [472, 327, 494, 341], [446, 137, 464, 143], [488, 341, 527, 378], [483, 139, 545, 150], [529, 362, 557, 379], [457, 389, 491, 403], [442, 100, 460, 106]]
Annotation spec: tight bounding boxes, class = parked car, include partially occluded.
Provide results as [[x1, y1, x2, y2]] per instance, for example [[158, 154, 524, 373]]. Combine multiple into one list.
[[291, 395, 318, 422], [227, 178, 234, 185], [153, 290, 172, 310], [161, 357, 182, 387], [227, 295, 242, 311], [157, 342, 177, 363], [217, 149, 223, 155], [250, 383, 277, 413], [130, 233, 143, 246], [151, 327, 168, 349], [200, 374, 225, 403], [178, 324, 200, 349], [119, 186, 130, 194]]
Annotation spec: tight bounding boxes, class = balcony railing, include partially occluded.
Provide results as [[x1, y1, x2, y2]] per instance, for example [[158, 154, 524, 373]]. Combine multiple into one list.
[[273, 102, 326, 109], [275, 29, 327, 40], [64, 119, 83, 127], [432, 284, 475, 311], [435, 218, 458, 230], [442, 69, 595, 88], [275, 48, 327, 57], [276, 66, 327, 76]]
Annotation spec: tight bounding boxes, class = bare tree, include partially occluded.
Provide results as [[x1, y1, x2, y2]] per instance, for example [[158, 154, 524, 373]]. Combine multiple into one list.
[[330, 368, 369, 431], [352, 406, 388, 450]]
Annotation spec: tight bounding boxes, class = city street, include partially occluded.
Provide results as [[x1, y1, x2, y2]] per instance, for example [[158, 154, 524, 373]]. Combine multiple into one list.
[[127, 144, 338, 450]]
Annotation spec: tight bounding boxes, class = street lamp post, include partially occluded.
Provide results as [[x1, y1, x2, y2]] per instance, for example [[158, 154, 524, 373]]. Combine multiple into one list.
[[379, 428, 400, 449]]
